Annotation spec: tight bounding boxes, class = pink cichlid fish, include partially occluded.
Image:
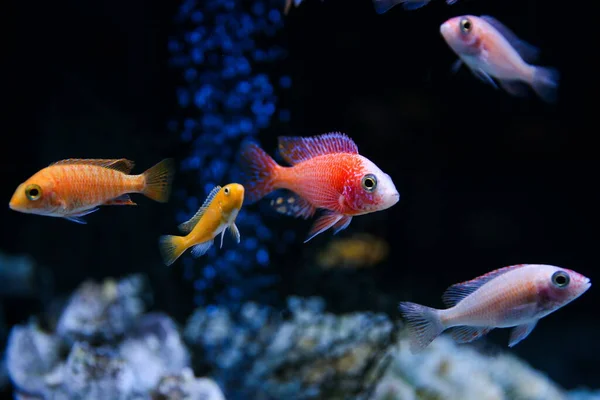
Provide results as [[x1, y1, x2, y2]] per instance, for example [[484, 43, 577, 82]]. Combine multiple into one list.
[[440, 15, 560, 103], [399, 264, 591, 353], [239, 132, 400, 242], [372, 0, 457, 13]]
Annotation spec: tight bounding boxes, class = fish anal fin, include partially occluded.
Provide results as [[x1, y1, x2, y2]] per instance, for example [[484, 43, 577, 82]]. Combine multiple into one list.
[[277, 132, 358, 166], [305, 211, 343, 243], [451, 326, 493, 344], [499, 80, 530, 97], [269, 191, 316, 219], [51, 159, 135, 174], [104, 194, 137, 206], [332, 215, 352, 234], [508, 320, 538, 347], [191, 241, 213, 258], [480, 15, 540, 63], [178, 186, 222, 233], [442, 264, 529, 307]]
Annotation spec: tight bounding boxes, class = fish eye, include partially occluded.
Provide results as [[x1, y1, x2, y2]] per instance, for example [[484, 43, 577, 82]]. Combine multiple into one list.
[[460, 17, 472, 33], [224, 187, 230, 196], [25, 184, 42, 201], [361, 174, 378, 192], [551, 271, 570, 288]]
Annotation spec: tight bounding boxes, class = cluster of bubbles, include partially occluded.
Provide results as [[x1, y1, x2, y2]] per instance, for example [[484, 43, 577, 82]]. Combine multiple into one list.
[[168, 0, 292, 308]]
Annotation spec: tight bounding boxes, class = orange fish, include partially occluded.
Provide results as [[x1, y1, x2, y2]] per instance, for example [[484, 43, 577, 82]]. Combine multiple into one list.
[[9, 158, 175, 224], [239, 132, 399, 242], [158, 183, 245, 266], [399, 264, 591, 353]]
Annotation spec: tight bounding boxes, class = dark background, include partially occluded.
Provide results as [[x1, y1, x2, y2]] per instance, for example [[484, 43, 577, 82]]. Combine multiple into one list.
[[1, 0, 598, 392]]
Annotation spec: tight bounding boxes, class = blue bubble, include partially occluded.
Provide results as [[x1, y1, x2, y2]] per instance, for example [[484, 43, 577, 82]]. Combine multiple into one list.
[[204, 265, 216, 279], [191, 48, 204, 64], [256, 248, 269, 266], [252, 2, 265, 16], [191, 11, 204, 23], [279, 76, 292, 88], [268, 9, 281, 24]]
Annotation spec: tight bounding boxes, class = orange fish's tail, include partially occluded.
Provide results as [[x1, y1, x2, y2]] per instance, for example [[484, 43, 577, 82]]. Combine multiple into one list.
[[141, 158, 175, 203], [158, 235, 187, 266], [239, 141, 279, 204]]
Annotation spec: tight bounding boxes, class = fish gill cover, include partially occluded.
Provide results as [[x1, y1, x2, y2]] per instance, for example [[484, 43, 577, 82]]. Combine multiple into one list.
[[168, 0, 295, 308]]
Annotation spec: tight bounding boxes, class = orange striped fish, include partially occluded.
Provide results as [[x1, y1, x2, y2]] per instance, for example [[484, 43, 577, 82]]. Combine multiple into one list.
[[9, 158, 175, 224], [158, 183, 244, 266]]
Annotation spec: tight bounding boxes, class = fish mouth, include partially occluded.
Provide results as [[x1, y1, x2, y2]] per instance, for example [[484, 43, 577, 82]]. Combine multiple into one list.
[[582, 278, 592, 291], [439, 22, 451, 39]]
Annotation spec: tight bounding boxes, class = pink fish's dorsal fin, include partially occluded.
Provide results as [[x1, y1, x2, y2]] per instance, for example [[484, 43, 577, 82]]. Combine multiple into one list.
[[277, 132, 359, 166], [441, 264, 529, 307], [50, 159, 135, 174], [479, 15, 540, 64], [178, 185, 221, 234]]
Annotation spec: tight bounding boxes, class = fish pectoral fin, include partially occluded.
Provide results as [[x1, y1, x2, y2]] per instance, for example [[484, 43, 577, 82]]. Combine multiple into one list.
[[229, 223, 241, 244], [332, 216, 352, 234], [450, 326, 493, 344], [305, 212, 344, 243], [472, 68, 498, 89], [502, 302, 538, 322], [190, 241, 213, 258], [269, 191, 316, 219], [104, 194, 137, 206], [219, 228, 226, 249], [508, 320, 538, 347], [499, 80, 529, 97], [63, 208, 99, 224]]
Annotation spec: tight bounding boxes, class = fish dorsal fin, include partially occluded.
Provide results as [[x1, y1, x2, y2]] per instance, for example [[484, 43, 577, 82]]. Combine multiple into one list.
[[442, 264, 528, 307], [277, 132, 359, 166], [480, 15, 540, 63], [50, 159, 135, 174], [178, 186, 221, 234]]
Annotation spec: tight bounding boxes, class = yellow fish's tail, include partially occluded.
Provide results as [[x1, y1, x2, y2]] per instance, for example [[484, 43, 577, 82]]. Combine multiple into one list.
[[159, 235, 187, 266], [141, 158, 175, 203]]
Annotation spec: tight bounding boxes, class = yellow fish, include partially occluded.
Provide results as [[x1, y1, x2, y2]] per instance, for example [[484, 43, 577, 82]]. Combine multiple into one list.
[[158, 183, 245, 266], [315, 233, 389, 269]]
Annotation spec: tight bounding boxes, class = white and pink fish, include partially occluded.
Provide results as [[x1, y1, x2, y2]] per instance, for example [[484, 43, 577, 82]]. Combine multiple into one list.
[[399, 264, 591, 353], [440, 15, 560, 103]]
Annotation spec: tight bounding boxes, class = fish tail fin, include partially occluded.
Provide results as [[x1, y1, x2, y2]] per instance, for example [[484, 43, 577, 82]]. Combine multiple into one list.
[[373, 0, 429, 13], [158, 235, 187, 266], [141, 158, 175, 203], [239, 141, 279, 203], [530, 66, 560, 104], [398, 302, 444, 353]]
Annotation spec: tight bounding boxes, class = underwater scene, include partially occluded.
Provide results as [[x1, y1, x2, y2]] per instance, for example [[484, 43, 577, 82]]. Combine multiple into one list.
[[1, 0, 598, 399]]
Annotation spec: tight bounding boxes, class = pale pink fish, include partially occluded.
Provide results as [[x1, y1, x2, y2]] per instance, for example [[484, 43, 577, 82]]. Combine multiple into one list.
[[399, 264, 591, 353], [440, 15, 560, 103], [373, 0, 456, 13]]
